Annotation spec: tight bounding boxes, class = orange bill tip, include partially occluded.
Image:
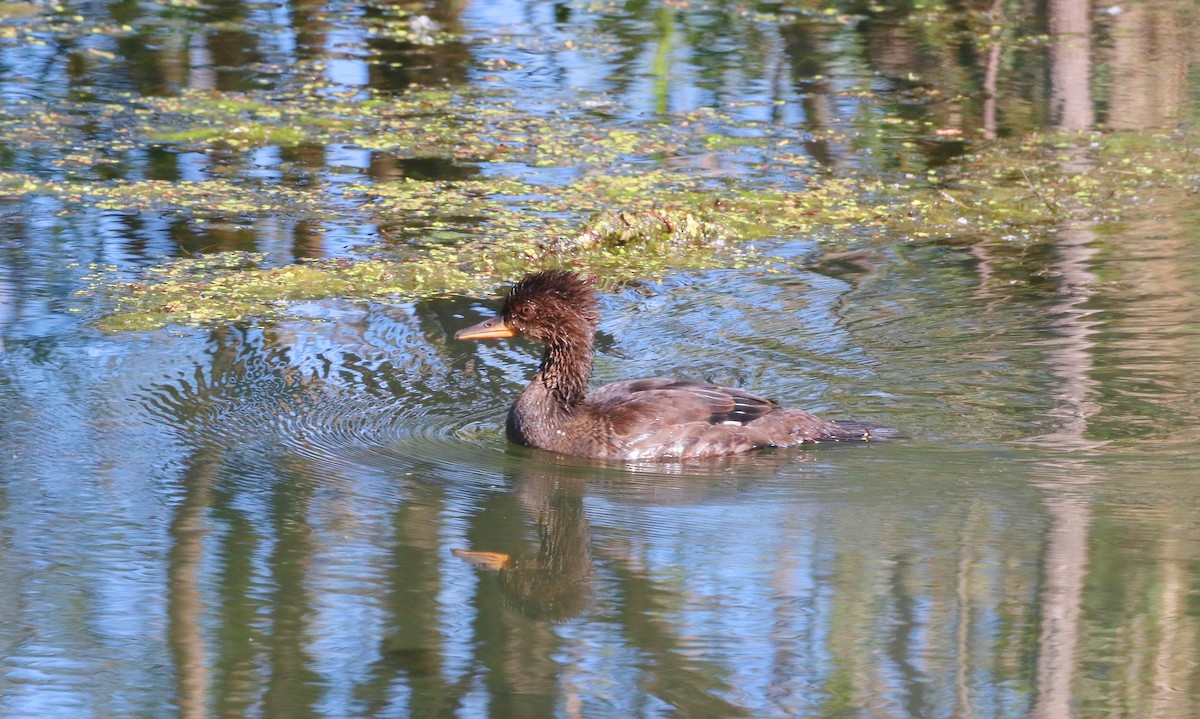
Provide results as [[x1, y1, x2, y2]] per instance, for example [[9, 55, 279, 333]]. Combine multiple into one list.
[[455, 316, 516, 340]]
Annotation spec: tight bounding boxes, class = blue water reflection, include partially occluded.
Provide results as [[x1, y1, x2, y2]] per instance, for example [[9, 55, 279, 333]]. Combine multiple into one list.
[[2, 0, 1199, 716]]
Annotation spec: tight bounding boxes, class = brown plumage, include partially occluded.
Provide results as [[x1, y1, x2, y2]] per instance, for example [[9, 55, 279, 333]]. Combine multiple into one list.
[[456, 269, 892, 461]]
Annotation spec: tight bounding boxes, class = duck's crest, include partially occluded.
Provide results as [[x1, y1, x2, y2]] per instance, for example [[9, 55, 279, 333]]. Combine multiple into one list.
[[505, 270, 600, 329]]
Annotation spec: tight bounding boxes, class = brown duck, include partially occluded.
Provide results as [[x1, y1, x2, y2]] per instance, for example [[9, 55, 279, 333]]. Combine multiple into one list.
[[456, 270, 891, 461]]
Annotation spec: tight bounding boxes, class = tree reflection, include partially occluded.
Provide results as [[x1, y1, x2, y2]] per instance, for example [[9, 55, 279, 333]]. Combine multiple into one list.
[[203, 0, 266, 92], [168, 447, 218, 719], [1030, 4, 1099, 712], [163, 328, 326, 718], [357, 459, 461, 717], [1049, 0, 1094, 130], [2, 0, 1198, 715], [1102, 1, 1191, 129]]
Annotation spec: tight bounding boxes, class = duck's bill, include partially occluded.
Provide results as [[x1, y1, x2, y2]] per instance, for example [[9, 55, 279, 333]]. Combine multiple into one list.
[[455, 315, 516, 340]]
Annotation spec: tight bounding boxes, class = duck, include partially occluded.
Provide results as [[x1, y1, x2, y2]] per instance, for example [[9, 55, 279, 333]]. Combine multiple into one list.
[[456, 269, 891, 461]]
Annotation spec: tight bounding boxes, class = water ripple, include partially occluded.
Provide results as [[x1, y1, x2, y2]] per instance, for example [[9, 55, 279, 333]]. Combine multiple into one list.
[[128, 306, 512, 485]]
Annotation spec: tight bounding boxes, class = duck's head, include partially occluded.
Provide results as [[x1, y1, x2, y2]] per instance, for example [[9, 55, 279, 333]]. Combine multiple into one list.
[[456, 270, 600, 347]]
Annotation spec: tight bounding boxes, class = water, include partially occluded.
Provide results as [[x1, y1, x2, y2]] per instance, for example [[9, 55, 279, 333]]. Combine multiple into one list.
[[2, 0, 1200, 717]]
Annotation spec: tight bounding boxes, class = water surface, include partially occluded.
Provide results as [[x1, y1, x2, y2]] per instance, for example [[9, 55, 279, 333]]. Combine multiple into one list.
[[2, 0, 1199, 717]]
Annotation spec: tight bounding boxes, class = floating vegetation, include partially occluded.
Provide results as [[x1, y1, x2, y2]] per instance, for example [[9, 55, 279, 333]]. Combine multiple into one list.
[[35, 125, 1199, 331], [87, 208, 759, 330], [1, 2, 1195, 330], [915, 130, 1199, 240], [0, 174, 334, 217], [79, 126, 1196, 332], [90, 254, 477, 331]]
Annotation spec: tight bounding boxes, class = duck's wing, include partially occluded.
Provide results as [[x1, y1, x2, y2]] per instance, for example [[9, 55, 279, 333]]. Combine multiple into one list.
[[587, 378, 780, 427], [578, 379, 885, 460], [581, 379, 785, 459]]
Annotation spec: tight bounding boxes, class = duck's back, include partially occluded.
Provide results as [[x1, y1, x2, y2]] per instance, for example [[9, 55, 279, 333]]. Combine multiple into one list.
[[557, 378, 872, 461]]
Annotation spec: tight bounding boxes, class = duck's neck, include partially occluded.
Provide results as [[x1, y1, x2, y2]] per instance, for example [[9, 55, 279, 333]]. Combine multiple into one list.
[[508, 336, 594, 446], [532, 336, 594, 409]]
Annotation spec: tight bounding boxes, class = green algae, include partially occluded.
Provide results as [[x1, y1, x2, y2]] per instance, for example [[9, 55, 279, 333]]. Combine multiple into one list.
[[89, 207, 754, 330], [80, 126, 1197, 332], [92, 255, 458, 331], [911, 131, 1198, 241], [0, 174, 333, 217], [150, 125, 310, 147], [2, 6, 1195, 330]]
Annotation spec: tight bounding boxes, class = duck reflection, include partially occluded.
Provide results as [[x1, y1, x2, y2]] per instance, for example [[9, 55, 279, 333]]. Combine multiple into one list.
[[454, 465, 593, 623], [450, 446, 810, 624]]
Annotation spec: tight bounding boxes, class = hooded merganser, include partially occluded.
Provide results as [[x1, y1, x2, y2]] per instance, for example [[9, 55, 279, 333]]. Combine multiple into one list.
[[457, 270, 890, 460]]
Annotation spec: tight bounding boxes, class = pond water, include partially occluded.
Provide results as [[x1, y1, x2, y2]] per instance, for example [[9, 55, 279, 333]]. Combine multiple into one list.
[[2, 0, 1199, 717]]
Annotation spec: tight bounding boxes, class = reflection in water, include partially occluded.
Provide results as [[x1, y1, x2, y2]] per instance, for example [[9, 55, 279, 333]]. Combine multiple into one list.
[[364, 0, 470, 88], [1027, 216, 1104, 450], [455, 466, 592, 623], [1, 0, 1200, 716], [1033, 470, 1092, 719], [1049, 0, 1094, 130], [169, 449, 218, 719], [204, 0, 265, 92], [1, 0, 1193, 266], [1033, 29, 1098, 716], [359, 459, 458, 718], [0, 260, 1199, 714], [1105, 2, 1192, 130]]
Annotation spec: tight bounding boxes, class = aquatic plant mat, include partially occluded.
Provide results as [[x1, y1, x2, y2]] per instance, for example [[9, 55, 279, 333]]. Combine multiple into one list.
[[1, 9, 1195, 329]]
